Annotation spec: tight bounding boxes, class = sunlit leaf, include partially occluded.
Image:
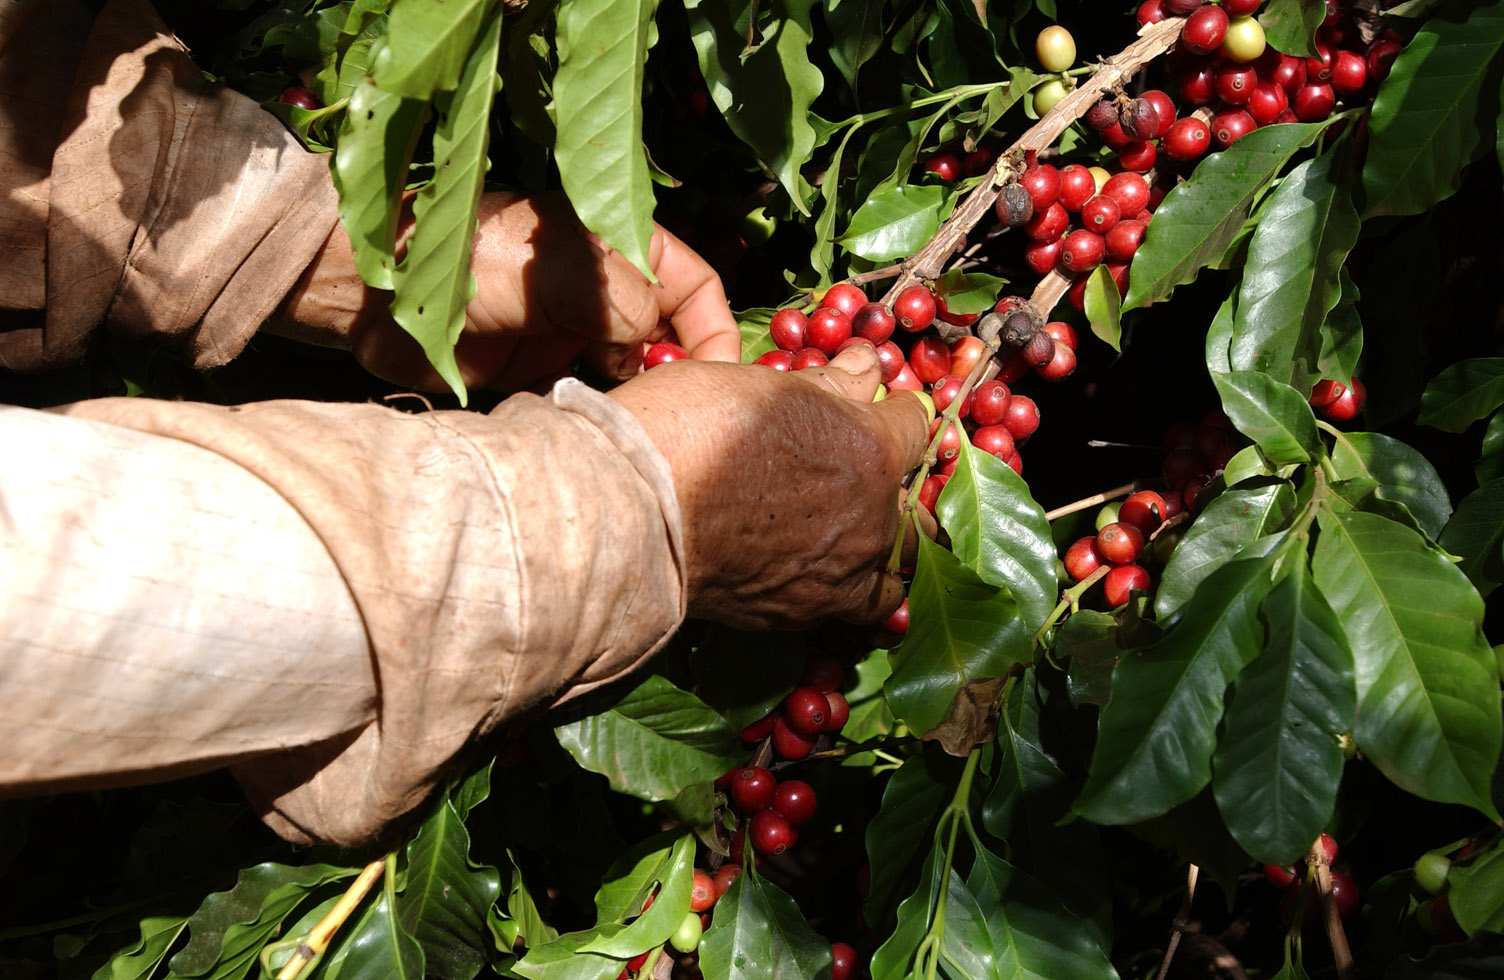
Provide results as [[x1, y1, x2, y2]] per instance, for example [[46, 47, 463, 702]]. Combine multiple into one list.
[[699, 872, 831, 980], [1213, 371, 1321, 465], [1083, 264, 1122, 352], [1156, 481, 1294, 619], [838, 184, 949, 261], [1328, 430, 1453, 539], [1259, 0, 1324, 58]]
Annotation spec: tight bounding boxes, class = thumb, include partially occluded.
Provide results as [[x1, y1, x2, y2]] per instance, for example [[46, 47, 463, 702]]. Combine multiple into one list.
[[793, 344, 883, 402], [868, 389, 931, 476]]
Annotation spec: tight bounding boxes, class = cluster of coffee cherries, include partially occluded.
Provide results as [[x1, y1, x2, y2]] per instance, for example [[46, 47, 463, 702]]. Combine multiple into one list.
[[1264, 833, 1361, 929], [1308, 376, 1366, 422], [1141, 0, 1404, 149], [1410, 845, 1469, 944], [734, 654, 850, 761]]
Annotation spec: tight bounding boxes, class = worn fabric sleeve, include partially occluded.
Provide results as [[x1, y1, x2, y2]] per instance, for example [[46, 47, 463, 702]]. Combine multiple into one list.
[[0, 380, 686, 847], [0, 0, 338, 371]]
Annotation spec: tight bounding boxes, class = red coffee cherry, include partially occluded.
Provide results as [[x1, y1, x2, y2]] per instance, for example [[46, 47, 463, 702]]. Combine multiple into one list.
[[881, 598, 909, 637], [1103, 564, 1151, 607], [1322, 377, 1366, 421], [1211, 108, 1257, 147], [1063, 536, 1105, 582], [1137, 0, 1166, 26], [963, 147, 994, 176], [972, 424, 1017, 460], [1309, 378, 1346, 408], [1367, 39, 1403, 82], [930, 419, 964, 462], [1163, 0, 1201, 15], [731, 766, 777, 811], [769, 308, 807, 351], [1080, 195, 1121, 234], [805, 308, 852, 355], [1035, 342, 1077, 382], [1105, 259, 1131, 297], [1118, 140, 1157, 173], [916, 474, 945, 514], [1118, 97, 1162, 142], [931, 374, 973, 417], [783, 686, 831, 736], [1246, 80, 1289, 125], [1119, 490, 1169, 536], [1306, 42, 1335, 84], [1106, 219, 1148, 260], [1216, 64, 1259, 105], [1003, 394, 1041, 440], [739, 714, 775, 743], [1097, 522, 1146, 564], [1103, 172, 1151, 213], [820, 282, 867, 317], [1222, 0, 1260, 15], [925, 152, 962, 182], [970, 380, 1013, 427], [644, 341, 690, 369], [278, 86, 323, 110], [1023, 239, 1064, 277], [949, 335, 986, 376], [875, 341, 906, 383], [1330, 50, 1368, 94], [1100, 119, 1132, 151], [792, 347, 829, 371], [711, 863, 741, 898], [1043, 320, 1078, 350], [773, 780, 818, 824], [1264, 863, 1299, 888], [1292, 82, 1336, 121], [1024, 201, 1070, 242], [801, 655, 844, 691], [773, 716, 817, 759], [755, 350, 796, 371], [690, 870, 718, 911], [750, 809, 794, 855], [1177, 57, 1218, 105], [1140, 89, 1178, 139], [894, 285, 937, 332], [888, 362, 923, 391], [1182, 5, 1229, 55], [909, 336, 952, 385], [1058, 164, 1097, 211], [823, 691, 850, 732], [1060, 229, 1107, 273], [852, 302, 896, 344], [1020, 163, 1062, 211]]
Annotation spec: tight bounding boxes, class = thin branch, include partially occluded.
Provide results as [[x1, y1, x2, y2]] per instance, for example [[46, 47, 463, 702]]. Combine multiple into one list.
[[1044, 481, 1141, 521], [274, 859, 386, 980], [1153, 863, 1200, 980], [1308, 839, 1356, 980]]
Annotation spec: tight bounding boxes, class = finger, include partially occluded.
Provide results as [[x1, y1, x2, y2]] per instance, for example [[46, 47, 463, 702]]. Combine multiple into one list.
[[791, 344, 882, 402], [491, 334, 588, 393], [645, 225, 741, 364], [841, 568, 907, 625], [867, 389, 932, 475], [901, 495, 938, 570]]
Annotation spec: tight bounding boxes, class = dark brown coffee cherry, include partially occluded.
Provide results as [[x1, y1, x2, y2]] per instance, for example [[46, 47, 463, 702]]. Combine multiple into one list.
[[1118, 97, 1161, 142], [995, 182, 1035, 227], [1022, 330, 1056, 368], [1085, 98, 1119, 131]]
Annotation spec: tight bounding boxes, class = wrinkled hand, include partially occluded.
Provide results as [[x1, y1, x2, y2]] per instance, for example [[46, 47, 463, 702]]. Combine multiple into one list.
[[610, 346, 932, 630], [275, 192, 741, 390]]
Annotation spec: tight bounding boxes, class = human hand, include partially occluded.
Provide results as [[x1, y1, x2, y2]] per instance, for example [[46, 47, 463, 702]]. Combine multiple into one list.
[[275, 192, 741, 391], [608, 346, 932, 629]]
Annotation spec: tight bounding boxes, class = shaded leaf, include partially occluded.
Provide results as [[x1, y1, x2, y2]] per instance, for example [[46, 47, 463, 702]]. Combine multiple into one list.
[[885, 534, 1031, 748], [864, 749, 958, 930], [1205, 286, 1237, 376], [321, 875, 425, 980], [1212, 560, 1356, 865], [1329, 430, 1453, 539], [1388, 932, 1504, 980], [935, 270, 1008, 314], [1231, 150, 1360, 392], [937, 445, 1057, 634], [965, 847, 1119, 980], [399, 793, 502, 979], [1213, 371, 1322, 465], [838, 184, 949, 261], [1316, 267, 1363, 385], [698, 872, 831, 980], [1477, 410, 1504, 484], [1156, 481, 1294, 619], [1448, 844, 1504, 934], [1418, 358, 1504, 432], [580, 834, 694, 955], [689, 623, 805, 730], [553, 0, 657, 276], [870, 843, 944, 980], [92, 916, 188, 980], [1311, 509, 1501, 818], [506, 850, 557, 948], [1076, 555, 1278, 825], [1439, 478, 1504, 599], [1362, 0, 1504, 218], [554, 675, 743, 805], [1123, 118, 1342, 311]]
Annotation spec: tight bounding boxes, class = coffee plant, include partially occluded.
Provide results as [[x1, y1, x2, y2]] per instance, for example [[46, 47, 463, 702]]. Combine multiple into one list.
[[7, 0, 1504, 978]]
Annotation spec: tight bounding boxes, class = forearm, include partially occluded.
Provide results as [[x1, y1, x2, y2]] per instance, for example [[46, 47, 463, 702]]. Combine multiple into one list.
[[0, 382, 686, 845]]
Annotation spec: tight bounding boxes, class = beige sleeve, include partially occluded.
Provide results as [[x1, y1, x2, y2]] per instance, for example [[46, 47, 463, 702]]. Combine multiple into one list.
[[0, 0, 337, 372], [0, 380, 686, 847]]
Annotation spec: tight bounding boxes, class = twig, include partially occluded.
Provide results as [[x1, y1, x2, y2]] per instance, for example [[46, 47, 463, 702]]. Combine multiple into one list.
[[1044, 481, 1141, 521], [274, 859, 387, 980], [1153, 863, 1200, 980], [1308, 839, 1356, 980], [877, 16, 1186, 314]]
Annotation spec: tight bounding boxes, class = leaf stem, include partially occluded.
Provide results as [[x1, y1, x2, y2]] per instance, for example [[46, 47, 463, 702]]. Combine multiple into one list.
[[274, 858, 387, 980], [1033, 564, 1109, 647]]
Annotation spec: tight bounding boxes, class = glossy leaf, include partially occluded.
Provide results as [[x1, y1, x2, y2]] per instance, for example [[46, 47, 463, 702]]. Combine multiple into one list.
[[1316, 268, 1363, 386], [1213, 371, 1321, 465], [1076, 554, 1278, 825], [1231, 150, 1360, 392], [321, 875, 426, 980], [553, 674, 743, 805], [1478, 410, 1504, 484], [510, 926, 626, 980], [333, 79, 427, 290], [578, 834, 693, 955], [735, 307, 777, 362], [864, 749, 958, 930], [838, 184, 948, 261], [984, 675, 1112, 951], [1311, 509, 1502, 818], [1212, 560, 1356, 865], [698, 871, 831, 980], [171, 862, 355, 978], [1083, 264, 1122, 353], [937, 445, 1057, 633], [935, 270, 1009, 314], [373, 0, 491, 97], [398, 795, 502, 978], [825, 0, 886, 92], [1362, 1, 1504, 218], [937, 866, 998, 979], [1156, 481, 1294, 619], [1328, 430, 1453, 539], [506, 850, 557, 948], [1448, 845, 1504, 934], [388, 4, 500, 403], [92, 916, 188, 980], [965, 846, 1119, 980], [553, 0, 657, 276], [1205, 286, 1237, 376], [870, 843, 944, 980], [1259, 0, 1323, 58], [1123, 119, 1340, 311], [1418, 358, 1504, 432], [685, 0, 823, 213], [885, 534, 1032, 750], [1060, 610, 1121, 710], [1439, 478, 1504, 599]]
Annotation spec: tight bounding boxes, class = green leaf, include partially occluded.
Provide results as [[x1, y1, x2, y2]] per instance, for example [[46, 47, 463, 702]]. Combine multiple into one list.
[[388, 4, 500, 404], [506, 850, 557, 948], [984, 674, 1113, 952], [864, 749, 957, 930], [169, 862, 355, 977], [825, 0, 887, 92], [1362, 0, 1504, 218], [837, 184, 948, 261], [685, 0, 823, 214], [92, 915, 188, 980], [553, 0, 658, 277], [1157, 481, 1295, 619], [936, 866, 998, 980], [1418, 358, 1504, 431], [1316, 267, 1363, 385], [1060, 610, 1121, 710], [735, 307, 777, 362], [934, 270, 1008, 314], [1311, 509, 1502, 818], [1083, 264, 1122, 352], [373, 0, 492, 97], [1230, 150, 1360, 392], [510, 926, 626, 980], [1212, 560, 1356, 865], [1328, 430, 1453, 539], [698, 872, 831, 980], [1213, 371, 1322, 465], [1439, 478, 1504, 598], [553, 674, 743, 805], [398, 794, 502, 979], [1449, 844, 1504, 934], [870, 842, 944, 980], [1076, 554, 1278, 825], [1259, 0, 1324, 58], [1388, 932, 1504, 980], [1205, 286, 1237, 376], [321, 874, 425, 980], [885, 534, 1032, 749], [1123, 118, 1342, 311], [965, 847, 1120, 980], [936, 445, 1057, 634], [1478, 410, 1504, 484], [579, 834, 694, 955], [333, 78, 427, 290]]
